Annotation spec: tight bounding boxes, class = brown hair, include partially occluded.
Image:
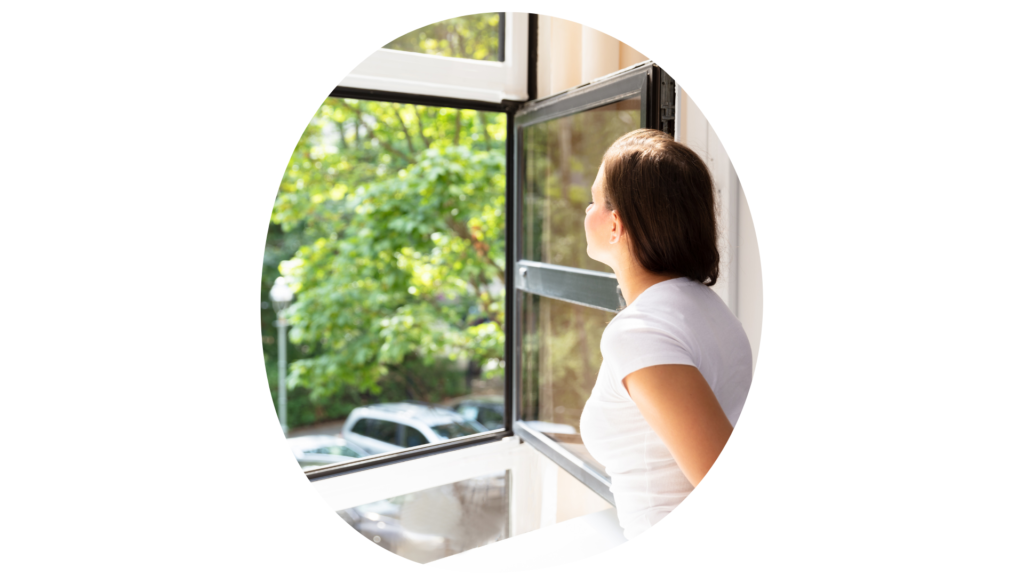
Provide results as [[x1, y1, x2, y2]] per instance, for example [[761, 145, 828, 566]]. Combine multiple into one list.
[[601, 128, 719, 286]]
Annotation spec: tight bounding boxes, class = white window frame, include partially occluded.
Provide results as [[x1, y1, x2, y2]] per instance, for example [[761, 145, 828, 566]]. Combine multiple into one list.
[[338, 12, 529, 103], [313, 436, 570, 539]]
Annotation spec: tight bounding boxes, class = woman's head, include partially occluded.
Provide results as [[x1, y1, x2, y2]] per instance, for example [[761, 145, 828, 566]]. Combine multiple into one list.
[[585, 128, 719, 286]]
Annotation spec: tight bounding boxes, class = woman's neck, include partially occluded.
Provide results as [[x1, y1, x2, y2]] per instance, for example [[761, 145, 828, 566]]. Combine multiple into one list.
[[611, 258, 680, 306]]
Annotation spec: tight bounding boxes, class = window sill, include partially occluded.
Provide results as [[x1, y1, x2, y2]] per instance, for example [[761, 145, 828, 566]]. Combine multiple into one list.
[[428, 507, 625, 571]]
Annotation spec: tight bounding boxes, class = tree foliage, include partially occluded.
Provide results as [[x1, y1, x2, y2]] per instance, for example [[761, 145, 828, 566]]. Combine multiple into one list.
[[384, 13, 502, 61], [268, 98, 507, 408]]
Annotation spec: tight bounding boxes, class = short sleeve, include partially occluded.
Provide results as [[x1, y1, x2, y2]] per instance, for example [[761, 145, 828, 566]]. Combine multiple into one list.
[[600, 312, 696, 398]]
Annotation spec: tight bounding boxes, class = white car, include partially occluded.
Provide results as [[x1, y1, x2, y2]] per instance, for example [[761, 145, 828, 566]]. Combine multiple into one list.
[[288, 435, 369, 470], [342, 402, 489, 455]]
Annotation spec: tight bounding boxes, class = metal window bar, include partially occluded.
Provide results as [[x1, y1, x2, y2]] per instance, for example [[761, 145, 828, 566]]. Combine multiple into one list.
[[514, 260, 624, 313], [513, 422, 615, 506]]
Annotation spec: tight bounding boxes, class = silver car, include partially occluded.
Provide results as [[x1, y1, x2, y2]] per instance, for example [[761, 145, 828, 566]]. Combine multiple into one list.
[[288, 435, 369, 470], [342, 402, 488, 455]]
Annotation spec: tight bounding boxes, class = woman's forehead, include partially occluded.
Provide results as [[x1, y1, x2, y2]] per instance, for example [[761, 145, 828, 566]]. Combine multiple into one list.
[[592, 163, 605, 191]]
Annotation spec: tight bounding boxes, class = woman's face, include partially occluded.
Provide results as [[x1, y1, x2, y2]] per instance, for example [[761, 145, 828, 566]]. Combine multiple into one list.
[[585, 163, 620, 266]]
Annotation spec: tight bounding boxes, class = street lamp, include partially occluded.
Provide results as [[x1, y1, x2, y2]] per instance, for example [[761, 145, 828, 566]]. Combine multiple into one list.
[[269, 276, 294, 434]]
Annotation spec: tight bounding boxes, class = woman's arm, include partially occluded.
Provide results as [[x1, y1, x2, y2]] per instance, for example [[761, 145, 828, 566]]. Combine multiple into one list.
[[623, 364, 733, 487]]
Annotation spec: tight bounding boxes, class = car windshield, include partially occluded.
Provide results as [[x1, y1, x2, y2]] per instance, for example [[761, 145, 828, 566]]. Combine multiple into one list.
[[430, 421, 483, 439]]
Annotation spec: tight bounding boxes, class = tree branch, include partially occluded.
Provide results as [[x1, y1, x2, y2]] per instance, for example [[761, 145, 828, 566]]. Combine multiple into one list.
[[335, 118, 347, 149], [412, 106, 431, 149], [453, 109, 461, 147], [391, 103, 418, 157], [444, 215, 504, 277], [477, 111, 490, 148], [339, 101, 413, 164]]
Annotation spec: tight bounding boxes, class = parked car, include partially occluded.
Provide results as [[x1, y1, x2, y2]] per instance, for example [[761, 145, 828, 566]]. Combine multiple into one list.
[[443, 394, 580, 437], [288, 435, 369, 470], [342, 402, 488, 455], [447, 394, 504, 430]]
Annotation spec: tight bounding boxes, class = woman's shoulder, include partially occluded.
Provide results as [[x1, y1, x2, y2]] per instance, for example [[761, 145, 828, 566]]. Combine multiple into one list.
[[601, 283, 691, 345], [599, 280, 704, 383], [626, 277, 712, 318], [603, 278, 735, 345]]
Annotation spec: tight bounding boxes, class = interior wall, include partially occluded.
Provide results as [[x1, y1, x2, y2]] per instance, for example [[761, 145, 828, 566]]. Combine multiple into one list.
[[737, 184, 762, 371], [678, 89, 763, 370], [535, 15, 649, 99]]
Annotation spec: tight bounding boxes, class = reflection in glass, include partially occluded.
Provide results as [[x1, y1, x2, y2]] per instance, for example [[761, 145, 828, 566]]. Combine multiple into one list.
[[522, 98, 641, 272], [520, 293, 616, 475], [384, 13, 503, 61], [339, 472, 509, 563]]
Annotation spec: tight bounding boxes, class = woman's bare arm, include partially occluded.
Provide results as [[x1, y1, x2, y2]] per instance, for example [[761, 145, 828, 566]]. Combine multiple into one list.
[[623, 364, 733, 486]]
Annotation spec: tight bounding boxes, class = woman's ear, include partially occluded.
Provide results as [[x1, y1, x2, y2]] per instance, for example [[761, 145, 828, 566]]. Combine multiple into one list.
[[609, 210, 624, 244]]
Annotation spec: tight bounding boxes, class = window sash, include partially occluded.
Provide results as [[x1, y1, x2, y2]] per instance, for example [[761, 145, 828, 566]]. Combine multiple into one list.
[[301, 88, 518, 482], [338, 13, 529, 103], [511, 62, 676, 506]]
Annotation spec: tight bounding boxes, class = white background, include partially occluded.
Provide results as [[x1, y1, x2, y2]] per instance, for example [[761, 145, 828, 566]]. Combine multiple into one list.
[[2, 1, 1022, 574]]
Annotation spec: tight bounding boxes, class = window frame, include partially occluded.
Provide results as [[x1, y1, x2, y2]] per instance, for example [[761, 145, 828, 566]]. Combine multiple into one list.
[[511, 62, 677, 505], [303, 85, 520, 482], [338, 13, 529, 103], [300, 21, 677, 515]]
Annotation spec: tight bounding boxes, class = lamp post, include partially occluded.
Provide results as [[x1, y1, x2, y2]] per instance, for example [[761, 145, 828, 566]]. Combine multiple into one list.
[[270, 276, 294, 435]]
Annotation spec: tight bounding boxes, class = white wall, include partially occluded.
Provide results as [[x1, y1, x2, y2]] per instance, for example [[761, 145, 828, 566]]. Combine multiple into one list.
[[535, 15, 650, 99], [737, 180, 763, 370], [678, 88, 763, 370]]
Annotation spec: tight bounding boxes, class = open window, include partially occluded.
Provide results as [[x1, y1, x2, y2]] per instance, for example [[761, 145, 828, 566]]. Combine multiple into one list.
[[298, 61, 675, 489], [270, 13, 716, 564], [511, 62, 676, 504], [289, 88, 518, 482]]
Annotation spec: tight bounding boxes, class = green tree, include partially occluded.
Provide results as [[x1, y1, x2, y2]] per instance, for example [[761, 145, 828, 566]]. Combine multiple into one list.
[[384, 13, 502, 61], [267, 98, 506, 414]]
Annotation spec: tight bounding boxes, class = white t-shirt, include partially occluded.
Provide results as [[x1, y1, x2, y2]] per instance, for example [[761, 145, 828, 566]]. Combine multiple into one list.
[[579, 277, 753, 540]]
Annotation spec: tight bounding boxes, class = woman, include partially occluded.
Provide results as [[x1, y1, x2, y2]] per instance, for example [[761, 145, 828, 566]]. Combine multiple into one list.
[[579, 129, 753, 540]]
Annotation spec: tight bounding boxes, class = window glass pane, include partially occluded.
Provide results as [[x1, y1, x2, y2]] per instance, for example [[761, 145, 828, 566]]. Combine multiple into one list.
[[520, 292, 615, 476], [477, 407, 504, 430], [522, 97, 642, 271], [264, 97, 508, 470], [338, 471, 509, 564], [450, 395, 504, 430], [383, 13, 503, 61]]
